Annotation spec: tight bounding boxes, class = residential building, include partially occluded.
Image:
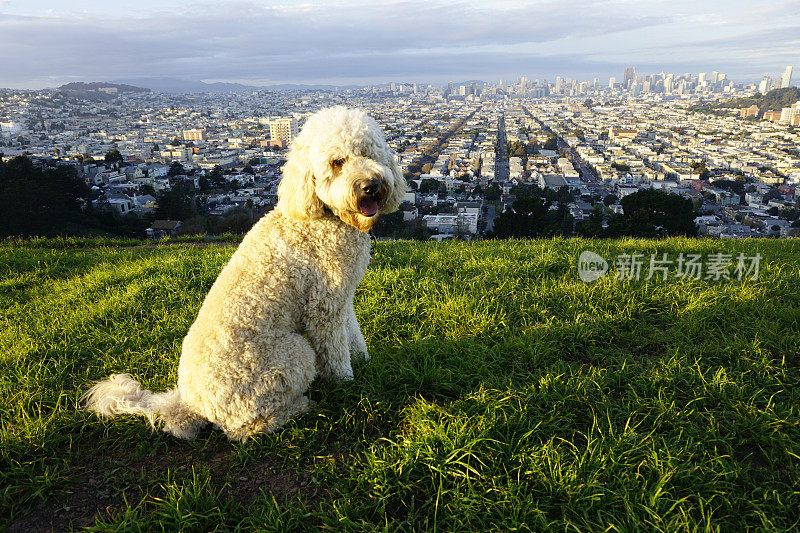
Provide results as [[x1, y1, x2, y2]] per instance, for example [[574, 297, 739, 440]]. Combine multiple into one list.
[[739, 105, 759, 118], [270, 117, 299, 147], [183, 129, 206, 141]]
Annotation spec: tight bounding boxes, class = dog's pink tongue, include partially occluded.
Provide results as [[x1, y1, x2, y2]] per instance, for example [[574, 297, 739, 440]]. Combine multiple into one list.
[[360, 199, 379, 216]]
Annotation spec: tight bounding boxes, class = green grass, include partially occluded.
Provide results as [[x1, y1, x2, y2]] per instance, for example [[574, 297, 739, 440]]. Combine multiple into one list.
[[1, 237, 800, 531]]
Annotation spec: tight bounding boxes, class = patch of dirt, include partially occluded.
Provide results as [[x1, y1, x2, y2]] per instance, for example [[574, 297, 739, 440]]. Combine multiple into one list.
[[628, 344, 668, 364], [7, 480, 143, 533], [225, 457, 314, 507], [736, 441, 771, 470], [8, 440, 318, 532]]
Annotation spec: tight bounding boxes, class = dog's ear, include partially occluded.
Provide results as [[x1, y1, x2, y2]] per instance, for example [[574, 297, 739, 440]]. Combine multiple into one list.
[[380, 152, 407, 214], [277, 143, 325, 220]]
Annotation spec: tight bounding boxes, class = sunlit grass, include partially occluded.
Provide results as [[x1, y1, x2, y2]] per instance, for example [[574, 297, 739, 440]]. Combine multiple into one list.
[[1, 237, 799, 531]]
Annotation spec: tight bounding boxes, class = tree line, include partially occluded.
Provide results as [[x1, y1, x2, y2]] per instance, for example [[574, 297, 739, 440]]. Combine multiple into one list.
[[489, 185, 697, 239], [0, 156, 262, 239]]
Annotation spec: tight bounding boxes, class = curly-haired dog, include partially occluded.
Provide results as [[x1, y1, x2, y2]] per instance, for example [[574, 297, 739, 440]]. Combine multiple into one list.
[[84, 106, 406, 441]]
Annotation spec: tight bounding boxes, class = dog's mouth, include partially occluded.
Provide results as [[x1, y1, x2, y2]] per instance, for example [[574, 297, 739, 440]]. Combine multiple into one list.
[[359, 196, 381, 217]]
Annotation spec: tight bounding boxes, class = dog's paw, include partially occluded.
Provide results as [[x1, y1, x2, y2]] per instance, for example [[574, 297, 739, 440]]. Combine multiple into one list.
[[338, 369, 354, 382], [318, 364, 354, 382], [352, 350, 370, 362]]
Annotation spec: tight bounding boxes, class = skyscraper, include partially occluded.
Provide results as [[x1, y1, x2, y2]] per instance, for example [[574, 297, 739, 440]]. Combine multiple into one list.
[[624, 67, 635, 89], [609, 77, 616, 89], [781, 66, 793, 89]]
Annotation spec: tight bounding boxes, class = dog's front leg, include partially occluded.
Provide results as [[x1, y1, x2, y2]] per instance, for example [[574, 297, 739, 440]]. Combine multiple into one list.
[[346, 299, 370, 361], [306, 313, 354, 382]]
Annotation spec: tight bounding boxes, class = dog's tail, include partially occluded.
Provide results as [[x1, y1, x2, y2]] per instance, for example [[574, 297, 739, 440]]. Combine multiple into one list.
[[82, 374, 207, 440]]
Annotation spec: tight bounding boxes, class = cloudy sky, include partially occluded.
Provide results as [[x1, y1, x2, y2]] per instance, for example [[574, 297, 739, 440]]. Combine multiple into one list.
[[1, 0, 798, 89]]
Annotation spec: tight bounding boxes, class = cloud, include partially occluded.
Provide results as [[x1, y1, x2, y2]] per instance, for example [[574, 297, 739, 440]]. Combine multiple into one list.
[[675, 25, 800, 49], [0, 0, 798, 88]]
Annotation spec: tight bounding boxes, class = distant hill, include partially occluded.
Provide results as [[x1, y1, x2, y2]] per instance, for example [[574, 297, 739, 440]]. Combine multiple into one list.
[[111, 78, 355, 94], [57, 82, 150, 100], [112, 78, 261, 94], [451, 80, 488, 86], [691, 87, 800, 117], [265, 83, 357, 91]]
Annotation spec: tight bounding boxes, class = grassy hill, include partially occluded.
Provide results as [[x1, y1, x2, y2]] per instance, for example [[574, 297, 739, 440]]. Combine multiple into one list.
[[689, 87, 800, 117], [2, 237, 800, 531]]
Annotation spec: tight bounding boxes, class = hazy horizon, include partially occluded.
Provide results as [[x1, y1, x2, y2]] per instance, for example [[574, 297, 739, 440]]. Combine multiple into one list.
[[1, 0, 798, 90]]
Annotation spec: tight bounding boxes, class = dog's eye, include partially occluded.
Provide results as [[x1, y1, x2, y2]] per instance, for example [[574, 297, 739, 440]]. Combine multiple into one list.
[[331, 158, 345, 168]]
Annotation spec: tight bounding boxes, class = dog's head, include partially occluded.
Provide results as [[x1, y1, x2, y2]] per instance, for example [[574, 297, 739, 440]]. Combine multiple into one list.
[[276, 106, 406, 232]]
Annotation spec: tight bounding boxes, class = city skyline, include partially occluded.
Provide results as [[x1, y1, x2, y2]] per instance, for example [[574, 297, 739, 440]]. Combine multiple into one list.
[[1, 0, 799, 89]]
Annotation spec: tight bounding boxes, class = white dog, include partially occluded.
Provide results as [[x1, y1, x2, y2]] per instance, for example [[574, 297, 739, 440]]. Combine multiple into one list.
[[84, 106, 405, 441]]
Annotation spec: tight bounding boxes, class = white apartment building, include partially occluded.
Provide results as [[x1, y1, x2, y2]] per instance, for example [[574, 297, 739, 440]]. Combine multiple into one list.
[[183, 129, 206, 141], [780, 103, 800, 124], [270, 117, 299, 146], [0, 121, 21, 138]]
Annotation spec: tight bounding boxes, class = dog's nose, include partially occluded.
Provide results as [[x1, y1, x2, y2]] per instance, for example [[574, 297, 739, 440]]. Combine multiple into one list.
[[362, 179, 379, 195]]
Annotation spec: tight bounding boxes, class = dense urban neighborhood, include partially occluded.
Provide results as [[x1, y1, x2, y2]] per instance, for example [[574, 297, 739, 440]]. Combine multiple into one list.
[[2, 70, 800, 240]]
